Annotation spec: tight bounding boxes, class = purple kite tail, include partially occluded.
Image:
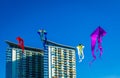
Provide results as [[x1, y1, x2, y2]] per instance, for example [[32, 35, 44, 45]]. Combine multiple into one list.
[[90, 35, 97, 65], [98, 42, 103, 57], [98, 35, 103, 56], [89, 58, 96, 67]]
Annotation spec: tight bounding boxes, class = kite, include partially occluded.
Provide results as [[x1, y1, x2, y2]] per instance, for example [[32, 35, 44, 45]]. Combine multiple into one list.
[[90, 26, 106, 64], [16, 37, 24, 53], [37, 29, 47, 49], [77, 44, 85, 62]]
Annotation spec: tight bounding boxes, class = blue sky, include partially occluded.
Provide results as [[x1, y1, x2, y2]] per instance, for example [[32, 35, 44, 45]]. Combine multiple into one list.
[[0, 0, 120, 78]]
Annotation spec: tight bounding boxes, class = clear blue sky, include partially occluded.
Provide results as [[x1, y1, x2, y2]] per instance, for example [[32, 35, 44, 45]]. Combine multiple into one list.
[[0, 0, 120, 78]]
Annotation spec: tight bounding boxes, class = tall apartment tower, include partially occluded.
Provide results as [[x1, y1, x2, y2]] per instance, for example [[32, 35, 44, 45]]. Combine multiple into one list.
[[44, 40, 76, 78], [6, 41, 44, 78]]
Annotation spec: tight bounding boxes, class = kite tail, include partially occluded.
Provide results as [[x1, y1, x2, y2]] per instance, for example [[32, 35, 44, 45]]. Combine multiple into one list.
[[89, 57, 96, 67], [91, 41, 96, 61], [99, 45, 103, 58], [20, 40, 24, 53], [78, 54, 84, 62], [89, 50, 96, 66], [21, 45, 24, 53], [91, 35, 97, 58], [98, 38, 103, 58], [44, 32, 47, 44], [21, 40, 24, 53], [43, 32, 47, 50], [78, 52, 81, 62], [79, 59, 82, 62]]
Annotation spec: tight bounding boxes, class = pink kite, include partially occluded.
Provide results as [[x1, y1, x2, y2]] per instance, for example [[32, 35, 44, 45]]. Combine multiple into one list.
[[90, 26, 106, 64], [16, 37, 24, 53]]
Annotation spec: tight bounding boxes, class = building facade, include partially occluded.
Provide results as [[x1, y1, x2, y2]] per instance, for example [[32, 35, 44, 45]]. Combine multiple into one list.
[[6, 41, 44, 78], [44, 40, 76, 78]]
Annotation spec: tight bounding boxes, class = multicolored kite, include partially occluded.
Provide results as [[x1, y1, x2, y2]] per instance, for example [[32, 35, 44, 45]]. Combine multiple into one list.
[[16, 37, 24, 53], [90, 26, 106, 64], [77, 44, 85, 62], [37, 29, 47, 49]]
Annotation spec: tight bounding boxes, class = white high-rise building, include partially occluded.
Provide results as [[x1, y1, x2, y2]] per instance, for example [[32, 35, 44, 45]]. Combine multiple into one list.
[[44, 40, 76, 78]]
